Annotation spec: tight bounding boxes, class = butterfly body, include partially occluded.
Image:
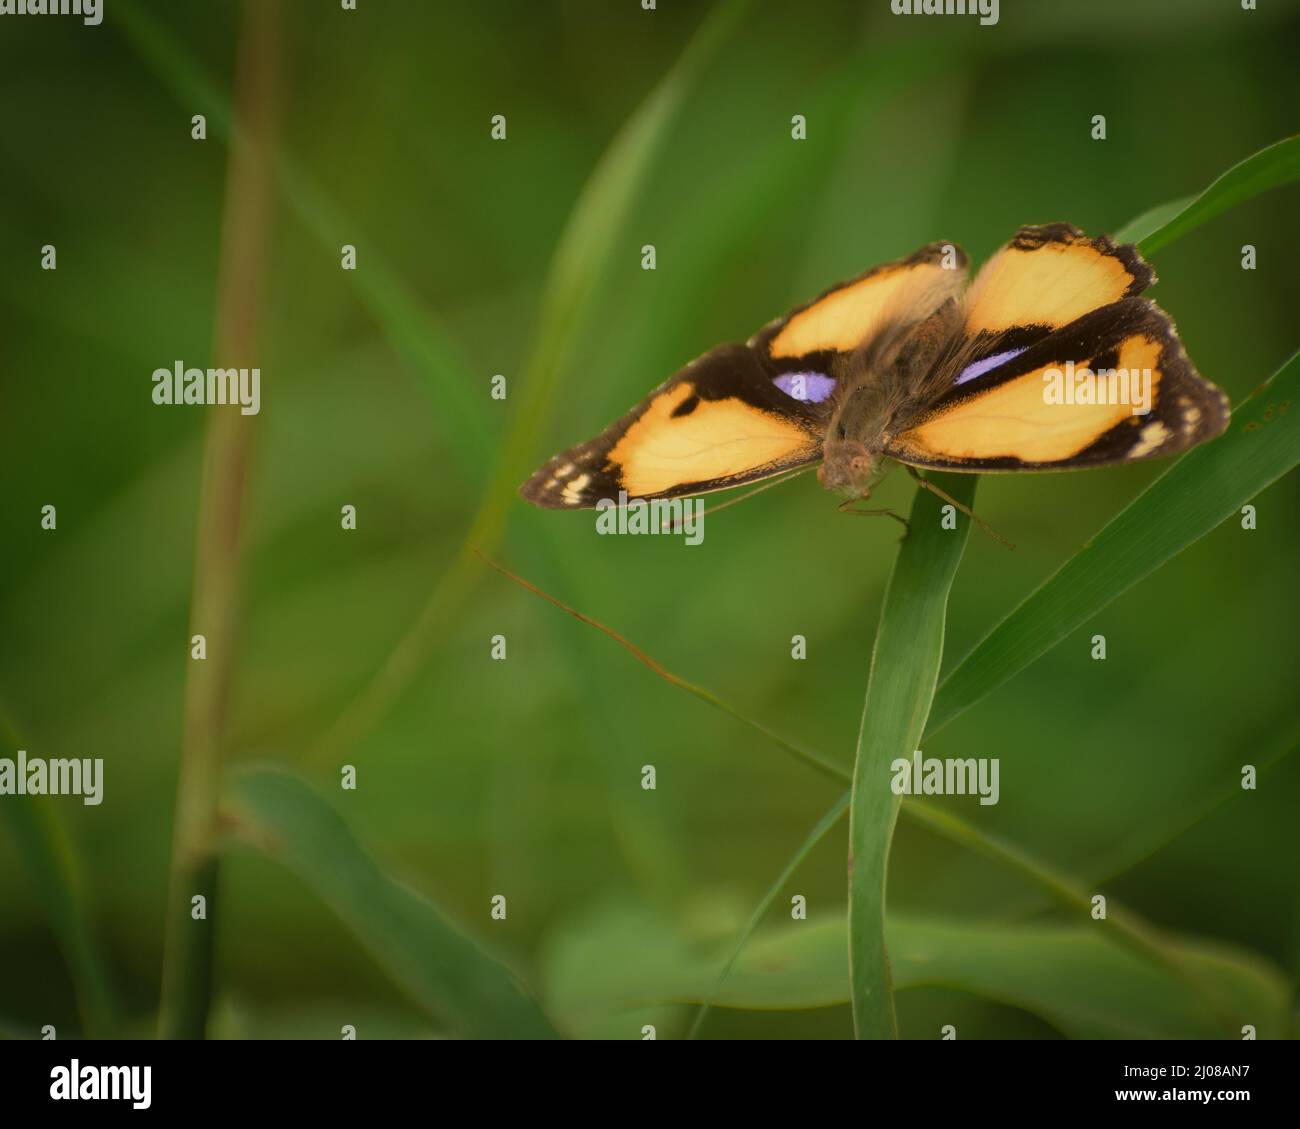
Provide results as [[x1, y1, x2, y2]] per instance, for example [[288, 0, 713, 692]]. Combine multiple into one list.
[[818, 296, 969, 496], [521, 225, 1230, 511]]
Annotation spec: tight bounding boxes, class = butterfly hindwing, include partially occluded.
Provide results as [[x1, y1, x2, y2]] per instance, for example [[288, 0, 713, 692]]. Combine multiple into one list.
[[522, 240, 968, 508], [886, 297, 1230, 472]]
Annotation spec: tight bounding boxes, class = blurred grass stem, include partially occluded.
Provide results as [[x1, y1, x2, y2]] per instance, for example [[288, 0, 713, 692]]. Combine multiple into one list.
[[157, 0, 281, 1040]]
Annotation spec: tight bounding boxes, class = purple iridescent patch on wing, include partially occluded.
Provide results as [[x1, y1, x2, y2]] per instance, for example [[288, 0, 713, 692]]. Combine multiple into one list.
[[773, 371, 836, 403], [954, 347, 1028, 387]]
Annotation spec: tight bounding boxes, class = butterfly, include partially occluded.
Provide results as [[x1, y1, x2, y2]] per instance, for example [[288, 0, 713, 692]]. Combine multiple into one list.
[[519, 224, 1230, 517]]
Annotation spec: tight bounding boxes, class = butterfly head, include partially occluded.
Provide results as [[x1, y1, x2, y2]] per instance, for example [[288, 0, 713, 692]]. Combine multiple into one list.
[[817, 439, 883, 498]]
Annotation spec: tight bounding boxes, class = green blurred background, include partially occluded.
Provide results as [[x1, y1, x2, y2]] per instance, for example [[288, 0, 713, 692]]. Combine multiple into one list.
[[1, 0, 1298, 1039]]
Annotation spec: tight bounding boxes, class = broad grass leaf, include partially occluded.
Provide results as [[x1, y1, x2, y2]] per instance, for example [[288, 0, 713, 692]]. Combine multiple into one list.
[[1116, 135, 1300, 253], [849, 474, 976, 1038], [545, 903, 1290, 1040], [223, 766, 558, 1039]]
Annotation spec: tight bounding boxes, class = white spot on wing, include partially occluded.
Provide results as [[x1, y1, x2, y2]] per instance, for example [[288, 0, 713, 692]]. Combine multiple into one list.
[[1130, 420, 1171, 458], [562, 473, 591, 503]]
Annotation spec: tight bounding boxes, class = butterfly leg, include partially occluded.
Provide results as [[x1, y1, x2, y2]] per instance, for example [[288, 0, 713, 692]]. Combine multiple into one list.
[[904, 465, 1015, 550], [836, 497, 911, 540]]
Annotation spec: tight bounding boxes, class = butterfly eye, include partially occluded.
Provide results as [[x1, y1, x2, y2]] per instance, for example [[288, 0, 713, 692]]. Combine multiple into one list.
[[954, 347, 1028, 387], [773, 371, 836, 403]]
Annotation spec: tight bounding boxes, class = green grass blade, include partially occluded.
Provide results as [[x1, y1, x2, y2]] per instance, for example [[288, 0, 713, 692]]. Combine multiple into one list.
[[545, 905, 1289, 1039], [479, 553, 849, 784], [112, 0, 491, 473], [901, 799, 1250, 1034], [930, 350, 1300, 737], [458, 0, 758, 546], [0, 712, 118, 1037], [492, 553, 1278, 1025], [688, 793, 850, 1039], [887, 917, 1290, 1039], [741, 917, 1288, 1038], [467, 0, 759, 539], [1114, 135, 1300, 254], [224, 766, 559, 1039], [849, 474, 976, 1039], [310, 0, 754, 764], [1111, 195, 1195, 247], [1089, 728, 1300, 884]]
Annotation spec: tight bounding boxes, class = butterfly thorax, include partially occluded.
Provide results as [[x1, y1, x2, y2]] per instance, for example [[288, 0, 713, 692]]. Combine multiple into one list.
[[819, 301, 962, 497]]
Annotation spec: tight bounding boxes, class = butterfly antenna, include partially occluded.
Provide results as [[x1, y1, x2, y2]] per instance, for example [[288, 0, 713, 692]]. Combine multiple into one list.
[[904, 465, 1015, 550], [660, 464, 819, 532]]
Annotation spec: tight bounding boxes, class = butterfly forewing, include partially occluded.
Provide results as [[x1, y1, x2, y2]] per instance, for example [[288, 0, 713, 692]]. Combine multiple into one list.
[[751, 240, 967, 360], [963, 222, 1154, 336], [520, 343, 826, 508]]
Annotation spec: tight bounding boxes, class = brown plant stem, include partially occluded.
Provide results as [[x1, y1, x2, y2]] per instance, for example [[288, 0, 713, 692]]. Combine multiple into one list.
[[157, 0, 281, 1040]]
